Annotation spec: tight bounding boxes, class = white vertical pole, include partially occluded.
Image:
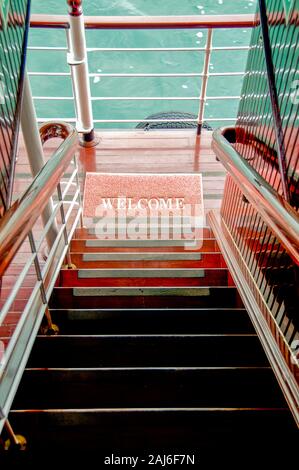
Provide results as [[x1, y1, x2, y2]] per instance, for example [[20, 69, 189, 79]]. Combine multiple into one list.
[[20, 71, 58, 247], [67, 0, 96, 146], [197, 28, 213, 135]]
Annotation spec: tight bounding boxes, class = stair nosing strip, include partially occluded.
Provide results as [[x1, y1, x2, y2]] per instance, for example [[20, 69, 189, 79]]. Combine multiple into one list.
[[35, 334, 258, 338], [84, 240, 217, 248], [72, 251, 222, 254], [66, 286, 236, 289], [76, 268, 227, 271], [10, 407, 288, 413], [71, 286, 237, 296], [77, 268, 207, 278], [81, 253, 205, 261], [49, 307, 247, 312], [25, 366, 271, 371]]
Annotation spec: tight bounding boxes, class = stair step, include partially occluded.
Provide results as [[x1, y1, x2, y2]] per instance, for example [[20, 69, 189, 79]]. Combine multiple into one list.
[[27, 335, 267, 368], [8, 408, 297, 459], [12, 368, 286, 410], [75, 287, 213, 295], [85, 239, 212, 248], [82, 252, 203, 261], [58, 269, 230, 287], [49, 308, 254, 335], [70, 252, 226, 269], [78, 268, 206, 278], [50, 286, 242, 308], [70, 239, 219, 253]]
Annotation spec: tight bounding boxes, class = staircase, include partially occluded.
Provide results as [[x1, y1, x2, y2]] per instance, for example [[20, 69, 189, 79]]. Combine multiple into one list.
[[7, 227, 297, 462]]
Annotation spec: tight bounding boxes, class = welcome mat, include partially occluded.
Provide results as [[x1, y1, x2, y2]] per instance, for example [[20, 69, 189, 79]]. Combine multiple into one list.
[[83, 173, 204, 242]]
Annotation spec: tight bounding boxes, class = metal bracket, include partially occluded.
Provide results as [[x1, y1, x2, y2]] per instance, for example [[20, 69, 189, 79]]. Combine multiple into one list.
[[4, 420, 27, 451], [67, 52, 85, 66]]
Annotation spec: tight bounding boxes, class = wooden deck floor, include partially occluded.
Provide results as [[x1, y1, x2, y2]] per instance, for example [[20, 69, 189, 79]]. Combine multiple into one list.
[[14, 128, 226, 215]]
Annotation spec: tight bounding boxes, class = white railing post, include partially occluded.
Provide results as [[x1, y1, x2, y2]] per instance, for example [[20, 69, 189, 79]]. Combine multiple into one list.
[[66, 0, 96, 146], [197, 28, 213, 135], [20, 71, 58, 247]]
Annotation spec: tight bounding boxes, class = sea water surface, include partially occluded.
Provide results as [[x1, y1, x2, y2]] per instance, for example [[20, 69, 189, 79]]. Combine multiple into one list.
[[28, 0, 257, 128]]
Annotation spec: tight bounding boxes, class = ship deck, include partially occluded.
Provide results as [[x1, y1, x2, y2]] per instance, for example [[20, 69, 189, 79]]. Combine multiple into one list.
[[14, 129, 226, 214]]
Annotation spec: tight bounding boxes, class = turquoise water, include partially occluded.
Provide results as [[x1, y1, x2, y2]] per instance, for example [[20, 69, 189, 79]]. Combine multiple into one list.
[[28, 0, 257, 128]]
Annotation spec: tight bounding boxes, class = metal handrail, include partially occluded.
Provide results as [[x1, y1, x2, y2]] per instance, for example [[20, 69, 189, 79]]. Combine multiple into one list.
[[30, 14, 255, 30], [34, 117, 237, 124], [32, 96, 241, 101], [212, 127, 299, 266], [28, 72, 245, 77], [28, 46, 250, 52], [0, 122, 78, 278], [0, 121, 80, 434]]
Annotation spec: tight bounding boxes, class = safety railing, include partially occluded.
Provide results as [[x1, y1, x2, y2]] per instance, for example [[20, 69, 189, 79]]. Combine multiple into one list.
[[212, 128, 299, 263], [27, 13, 255, 134], [209, 127, 299, 426], [0, 122, 80, 435], [0, 0, 30, 215], [235, 3, 299, 209]]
